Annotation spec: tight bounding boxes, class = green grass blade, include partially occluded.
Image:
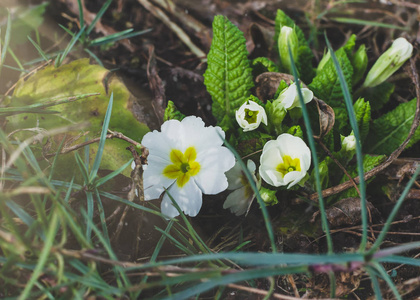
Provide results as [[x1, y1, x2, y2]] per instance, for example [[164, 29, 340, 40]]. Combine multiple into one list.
[[325, 35, 368, 251], [378, 255, 420, 266], [74, 152, 90, 184], [18, 211, 59, 300], [329, 17, 408, 30], [84, 48, 103, 66], [368, 166, 420, 255], [89, 93, 113, 183], [288, 45, 333, 253], [95, 158, 134, 187], [160, 265, 308, 300], [93, 189, 110, 242], [27, 35, 48, 62], [86, 191, 94, 240], [365, 266, 383, 300], [0, 9, 12, 77], [56, 25, 86, 67], [89, 28, 152, 47], [77, 0, 84, 29], [86, 0, 112, 35], [372, 262, 402, 300]]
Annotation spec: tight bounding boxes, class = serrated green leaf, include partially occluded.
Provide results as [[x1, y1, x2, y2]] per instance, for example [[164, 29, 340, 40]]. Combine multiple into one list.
[[251, 57, 279, 77], [366, 98, 420, 154], [309, 47, 353, 108], [274, 9, 315, 83], [353, 98, 371, 142], [361, 82, 395, 111], [204, 15, 254, 130], [164, 100, 185, 121]]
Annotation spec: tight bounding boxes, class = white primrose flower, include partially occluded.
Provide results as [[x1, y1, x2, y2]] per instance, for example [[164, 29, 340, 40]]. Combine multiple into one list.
[[276, 82, 313, 110], [259, 133, 311, 188], [235, 100, 268, 132], [363, 37, 413, 88], [141, 116, 235, 218], [223, 160, 260, 216], [342, 132, 356, 152]]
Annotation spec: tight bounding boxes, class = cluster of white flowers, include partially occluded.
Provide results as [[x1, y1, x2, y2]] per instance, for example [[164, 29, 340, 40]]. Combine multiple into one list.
[[135, 80, 315, 218]]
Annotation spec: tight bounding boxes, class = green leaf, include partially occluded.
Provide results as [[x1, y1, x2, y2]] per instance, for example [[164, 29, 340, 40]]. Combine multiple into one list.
[[274, 9, 315, 83], [251, 57, 279, 77], [353, 98, 371, 142], [0, 3, 48, 46], [7, 59, 149, 179], [366, 98, 420, 155], [309, 47, 353, 108], [203, 15, 254, 130], [361, 82, 395, 111], [164, 100, 186, 121]]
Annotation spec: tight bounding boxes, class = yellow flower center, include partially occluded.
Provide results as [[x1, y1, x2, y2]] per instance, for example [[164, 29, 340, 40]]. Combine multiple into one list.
[[163, 147, 201, 187], [276, 155, 301, 177]]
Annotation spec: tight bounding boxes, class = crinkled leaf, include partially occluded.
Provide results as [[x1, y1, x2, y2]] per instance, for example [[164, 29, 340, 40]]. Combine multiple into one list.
[[361, 82, 395, 111], [164, 100, 185, 121], [366, 98, 420, 155], [204, 15, 254, 130], [251, 57, 279, 77], [274, 9, 315, 82], [353, 98, 371, 142], [309, 47, 353, 108]]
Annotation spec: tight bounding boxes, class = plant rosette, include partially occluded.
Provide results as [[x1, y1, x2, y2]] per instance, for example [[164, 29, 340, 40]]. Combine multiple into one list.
[[141, 116, 235, 218], [235, 100, 268, 132], [259, 133, 311, 188], [223, 159, 260, 216]]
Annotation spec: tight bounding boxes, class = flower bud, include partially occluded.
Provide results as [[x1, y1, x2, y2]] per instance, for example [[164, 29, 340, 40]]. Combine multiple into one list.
[[259, 186, 278, 206], [341, 132, 356, 152], [278, 26, 298, 73], [363, 37, 413, 88], [352, 44, 368, 85], [235, 100, 268, 132], [317, 49, 331, 74]]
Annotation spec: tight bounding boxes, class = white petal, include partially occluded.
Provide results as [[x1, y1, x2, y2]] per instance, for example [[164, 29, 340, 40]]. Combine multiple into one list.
[[180, 116, 225, 153], [194, 147, 235, 194], [226, 160, 244, 190], [143, 155, 175, 200], [302, 88, 314, 104], [283, 170, 305, 188], [223, 187, 250, 216], [141, 129, 175, 162], [161, 180, 202, 218]]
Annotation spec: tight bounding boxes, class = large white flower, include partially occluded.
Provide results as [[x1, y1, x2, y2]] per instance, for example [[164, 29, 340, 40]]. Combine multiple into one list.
[[259, 133, 311, 188], [276, 82, 313, 110], [141, 116, 235, 218], [223, 160, 259, 216], [235, 100, 268, 132]]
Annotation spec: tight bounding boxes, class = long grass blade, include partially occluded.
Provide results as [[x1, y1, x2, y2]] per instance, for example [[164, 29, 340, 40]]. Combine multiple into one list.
[[0, 9, 12, 78], [324, 35, 368, 251], [288, 46, 333, 253], [89, 93, 113, 183], [368, 166, 420, 255], [87, 0, 112, 35]]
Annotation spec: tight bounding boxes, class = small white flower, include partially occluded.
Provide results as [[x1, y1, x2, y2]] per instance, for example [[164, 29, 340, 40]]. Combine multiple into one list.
[[141, 116, 235, 218], [223, 160, 259, 216], [363, 37, 413, 88], [342, 132, 356, 152], [259, 133, 311, 188], [276, 82, 313, 110], [235, 100, 268, 132]]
